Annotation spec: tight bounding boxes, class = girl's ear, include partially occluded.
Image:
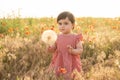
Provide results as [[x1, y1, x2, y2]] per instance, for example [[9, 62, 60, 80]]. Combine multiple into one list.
[[72, 23, 75, 29]]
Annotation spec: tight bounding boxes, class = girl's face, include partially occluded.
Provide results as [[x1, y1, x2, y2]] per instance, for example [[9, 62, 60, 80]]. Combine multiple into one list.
[[58, 17, 74, 34]]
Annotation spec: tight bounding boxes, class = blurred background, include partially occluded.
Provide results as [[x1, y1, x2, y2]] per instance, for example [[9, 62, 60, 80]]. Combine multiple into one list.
[[0, 0, 120, 18], [0, 0, 120, 80]]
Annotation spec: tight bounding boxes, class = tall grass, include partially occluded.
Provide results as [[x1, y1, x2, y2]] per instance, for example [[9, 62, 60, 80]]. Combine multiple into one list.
[[0, 17, 120, 80]]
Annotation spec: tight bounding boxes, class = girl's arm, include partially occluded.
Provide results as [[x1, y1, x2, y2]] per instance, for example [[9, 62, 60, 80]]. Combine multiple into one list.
[[67, 41, 83, 55], [47, 43, 57, 53]]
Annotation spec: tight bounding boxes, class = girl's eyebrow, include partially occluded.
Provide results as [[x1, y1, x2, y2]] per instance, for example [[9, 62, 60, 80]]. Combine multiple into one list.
[[58, 22, 62, 25], [58, 22, 62, 23]]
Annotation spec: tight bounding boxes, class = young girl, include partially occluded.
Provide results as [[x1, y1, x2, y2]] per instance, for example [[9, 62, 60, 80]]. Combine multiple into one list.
[[47, 11, 83, 80]]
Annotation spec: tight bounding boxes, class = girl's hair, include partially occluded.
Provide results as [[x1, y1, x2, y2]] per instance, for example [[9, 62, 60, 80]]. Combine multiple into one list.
[[57, 11, 75, 24]]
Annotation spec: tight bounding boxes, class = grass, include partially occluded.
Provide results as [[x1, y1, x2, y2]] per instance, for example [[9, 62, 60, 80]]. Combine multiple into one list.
[[0, 17, 120, 80]]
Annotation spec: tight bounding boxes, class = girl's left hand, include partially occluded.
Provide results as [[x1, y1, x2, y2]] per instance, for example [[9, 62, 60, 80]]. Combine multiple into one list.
[[67, 45, 73, 54]]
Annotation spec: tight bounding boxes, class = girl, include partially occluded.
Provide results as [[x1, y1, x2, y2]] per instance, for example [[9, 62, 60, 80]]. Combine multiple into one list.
[[47, 11, 83, 80]]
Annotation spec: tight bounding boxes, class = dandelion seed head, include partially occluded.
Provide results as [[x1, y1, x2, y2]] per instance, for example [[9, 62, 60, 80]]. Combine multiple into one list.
[[41, 30, 57, 45]]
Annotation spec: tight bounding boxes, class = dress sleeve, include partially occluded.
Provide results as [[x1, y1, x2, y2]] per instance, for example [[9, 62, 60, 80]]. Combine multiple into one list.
[[75, 33, 83, 44]]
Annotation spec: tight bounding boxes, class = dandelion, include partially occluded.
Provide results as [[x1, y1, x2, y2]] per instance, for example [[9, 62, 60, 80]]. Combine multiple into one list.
[[41, 30, 57, 45]]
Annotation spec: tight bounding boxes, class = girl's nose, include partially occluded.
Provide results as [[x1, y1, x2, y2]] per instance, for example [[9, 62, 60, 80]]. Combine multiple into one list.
[[61, 24, 64, 28]]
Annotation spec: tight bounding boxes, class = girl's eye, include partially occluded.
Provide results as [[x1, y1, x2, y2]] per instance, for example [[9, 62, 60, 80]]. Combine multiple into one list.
[[64, 22, 68, 25], [58, 22, 62, 25], [58, 22, 69, 25]]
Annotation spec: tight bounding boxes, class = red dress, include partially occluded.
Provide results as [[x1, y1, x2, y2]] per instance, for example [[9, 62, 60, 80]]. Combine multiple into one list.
[[48, 33, 83, 80]]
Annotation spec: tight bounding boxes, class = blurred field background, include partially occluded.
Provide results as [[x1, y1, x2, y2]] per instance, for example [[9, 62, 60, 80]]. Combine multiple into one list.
[[0, 16, 120, 80]]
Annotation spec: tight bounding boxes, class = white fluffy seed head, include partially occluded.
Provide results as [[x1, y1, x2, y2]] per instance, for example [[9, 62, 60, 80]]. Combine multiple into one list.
[[41, 30, 57, 45]]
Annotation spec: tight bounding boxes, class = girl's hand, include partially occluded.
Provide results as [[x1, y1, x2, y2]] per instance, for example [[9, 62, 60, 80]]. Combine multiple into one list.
[[67, 45, 73, 54], [47, 44, 56, 53], [67, 43, 83, 55], [47, 45, 53, 51]]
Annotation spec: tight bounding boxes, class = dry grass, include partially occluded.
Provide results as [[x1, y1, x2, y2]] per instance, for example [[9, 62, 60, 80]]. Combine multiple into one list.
[[0, 17, 120, 80]]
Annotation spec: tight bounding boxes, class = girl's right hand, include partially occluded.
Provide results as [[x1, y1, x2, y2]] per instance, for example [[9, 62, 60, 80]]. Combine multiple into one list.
[[46, 45, 52, 51], [47, 44, 56, 53]]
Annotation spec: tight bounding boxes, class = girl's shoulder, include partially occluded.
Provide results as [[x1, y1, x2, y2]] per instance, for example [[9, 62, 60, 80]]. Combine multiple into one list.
[[71, 32, 82, 36], [73, 33, 83, 41], [57, 33, 83, 39]]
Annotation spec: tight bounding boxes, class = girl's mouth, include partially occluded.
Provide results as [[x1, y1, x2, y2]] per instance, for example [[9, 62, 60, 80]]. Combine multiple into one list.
[[60, 29, 64, 31]]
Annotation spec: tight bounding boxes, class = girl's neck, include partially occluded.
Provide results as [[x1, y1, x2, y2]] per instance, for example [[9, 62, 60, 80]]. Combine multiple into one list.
[[61, 31, 73, 35]]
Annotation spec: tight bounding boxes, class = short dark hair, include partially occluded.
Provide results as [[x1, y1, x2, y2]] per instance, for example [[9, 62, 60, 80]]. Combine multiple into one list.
[[57, 11, 75, 24]]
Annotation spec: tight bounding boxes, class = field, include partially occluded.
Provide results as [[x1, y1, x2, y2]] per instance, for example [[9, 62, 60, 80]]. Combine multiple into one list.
[[0, 17, 120, 80]]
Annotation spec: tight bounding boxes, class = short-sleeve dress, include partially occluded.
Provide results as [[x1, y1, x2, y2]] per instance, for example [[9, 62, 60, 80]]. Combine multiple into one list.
[[48, 33, 83, 80]]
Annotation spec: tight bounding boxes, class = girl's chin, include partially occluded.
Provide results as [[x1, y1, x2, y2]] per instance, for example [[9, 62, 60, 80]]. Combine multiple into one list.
[[61, 32, 70, 34], [60, 31, 71, 34]]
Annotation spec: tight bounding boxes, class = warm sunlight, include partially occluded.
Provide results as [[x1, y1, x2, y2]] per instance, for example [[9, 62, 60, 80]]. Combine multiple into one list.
[[0, 0, 120, 18], [0, 1, 120, 80]]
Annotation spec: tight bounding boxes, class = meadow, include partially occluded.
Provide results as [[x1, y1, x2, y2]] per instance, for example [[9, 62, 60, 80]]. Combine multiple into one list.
[[0, 17, 120, 80]]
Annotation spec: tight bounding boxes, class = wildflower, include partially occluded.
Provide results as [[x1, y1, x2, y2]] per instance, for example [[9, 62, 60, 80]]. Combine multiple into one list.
[[58, 68, 67, 74], [8, 28, 14, 33], [84, 29, 89, 34], [40, 27, 44, 33], [112, 26, 118, 29], [1, 22, 6, 26], [50, 25, 54, 30], [76, 26, 81, 30], [25, 31, 30, 35], [41, 30, 57, 45], [88, 25, 94, 29], [0, 34, 4, 38], [24, 26, 29, 30]]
